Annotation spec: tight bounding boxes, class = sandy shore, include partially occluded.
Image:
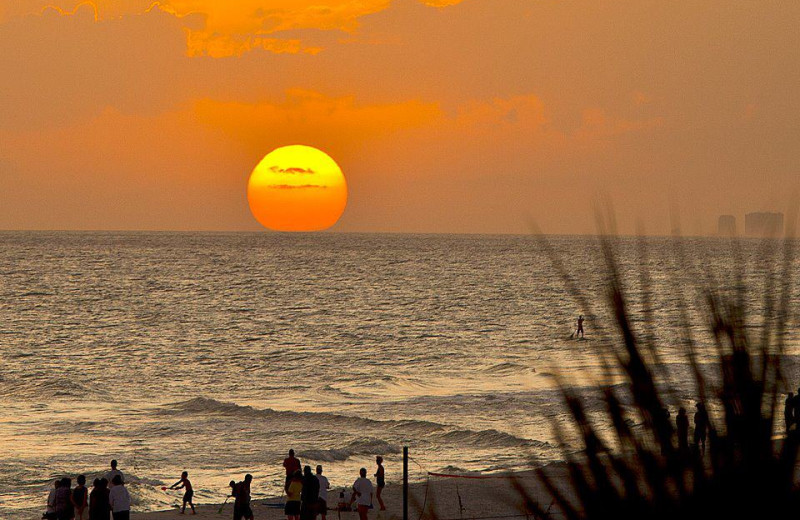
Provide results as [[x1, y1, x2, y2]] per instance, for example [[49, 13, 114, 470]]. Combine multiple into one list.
[[132, 467, 569, 520]]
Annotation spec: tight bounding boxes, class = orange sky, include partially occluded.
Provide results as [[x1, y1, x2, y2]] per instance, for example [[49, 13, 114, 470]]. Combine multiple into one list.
[[0, 0, 798, 234]]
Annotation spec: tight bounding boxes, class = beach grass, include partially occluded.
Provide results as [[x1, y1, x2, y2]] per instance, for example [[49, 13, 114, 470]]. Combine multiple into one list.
[[511, 226, 800, 519]]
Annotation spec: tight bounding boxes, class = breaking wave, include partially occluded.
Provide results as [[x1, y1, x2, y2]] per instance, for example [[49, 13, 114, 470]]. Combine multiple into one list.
[[299, 439, 401, 462], [164, 398, 537, 452]]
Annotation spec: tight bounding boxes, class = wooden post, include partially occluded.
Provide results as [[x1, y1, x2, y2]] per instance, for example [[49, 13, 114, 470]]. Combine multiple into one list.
[[403, 446, 409, 520]]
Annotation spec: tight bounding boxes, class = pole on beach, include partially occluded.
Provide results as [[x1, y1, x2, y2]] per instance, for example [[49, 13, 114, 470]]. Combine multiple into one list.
[[403, 446, 409, 520]]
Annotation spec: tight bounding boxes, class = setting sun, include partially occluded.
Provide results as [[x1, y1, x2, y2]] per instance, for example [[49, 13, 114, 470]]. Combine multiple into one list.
[[247, 145, 348, 232]]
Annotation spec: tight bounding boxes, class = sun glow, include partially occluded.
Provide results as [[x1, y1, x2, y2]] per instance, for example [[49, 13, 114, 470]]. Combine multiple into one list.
[[247, 145, 348, 232]]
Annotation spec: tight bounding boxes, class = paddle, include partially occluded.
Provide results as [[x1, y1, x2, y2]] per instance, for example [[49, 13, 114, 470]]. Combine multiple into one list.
[[218, 496, 230, 514], [159, 486, 181, 510]]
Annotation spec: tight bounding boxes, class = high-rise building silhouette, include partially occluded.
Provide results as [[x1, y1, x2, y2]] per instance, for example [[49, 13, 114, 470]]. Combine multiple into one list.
[[745, 212, 784, 237]]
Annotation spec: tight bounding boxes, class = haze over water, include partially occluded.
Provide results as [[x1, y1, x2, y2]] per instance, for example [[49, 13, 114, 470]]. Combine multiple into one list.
[[1, 232, 799, 519]]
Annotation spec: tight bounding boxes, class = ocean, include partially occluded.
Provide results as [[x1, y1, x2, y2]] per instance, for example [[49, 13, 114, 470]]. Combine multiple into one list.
[[1, 232, 798, 518]]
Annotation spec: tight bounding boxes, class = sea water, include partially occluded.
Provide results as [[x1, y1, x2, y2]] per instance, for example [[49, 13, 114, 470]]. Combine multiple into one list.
[[1, 232, 798, 518]]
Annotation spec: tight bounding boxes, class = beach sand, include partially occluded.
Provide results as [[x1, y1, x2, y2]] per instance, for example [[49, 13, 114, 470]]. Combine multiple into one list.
[[133, 467, 569, 520]]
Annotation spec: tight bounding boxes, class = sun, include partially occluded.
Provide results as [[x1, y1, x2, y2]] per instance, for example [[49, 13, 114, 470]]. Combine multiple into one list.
[[247, 145, 348, 232]]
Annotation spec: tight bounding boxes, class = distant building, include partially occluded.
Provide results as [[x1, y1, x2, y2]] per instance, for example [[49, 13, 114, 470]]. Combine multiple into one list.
[[745, 212, 784, 237], [718, 215, 736, 236]]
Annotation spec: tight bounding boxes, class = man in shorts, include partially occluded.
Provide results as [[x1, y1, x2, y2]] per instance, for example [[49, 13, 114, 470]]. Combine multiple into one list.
[[316, 465, 330, 520], [351, 468, 373, 520], [169, 471, 195, 515]]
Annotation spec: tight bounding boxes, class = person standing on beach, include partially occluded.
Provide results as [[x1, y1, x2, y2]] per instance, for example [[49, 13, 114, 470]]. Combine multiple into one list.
[[230, 480, 243, 520], [72, 475, 88, 520], [108, 475, 131, 520], [55, 477, 73, 520], [284, 449, 302, 491], [792, 388, 800, 432], [693, 403, 709, 456], [44, 479, 60, 520], [170, 471, 196, 515], [105, 460, 123, 488], [351, 468, 374, 520], [285, 470, 303, 520], [676, 407, 689, 454], [241, 474, 254, 520], [301, 466, 320, 520], [89, 479, 110, 520], [576, 316, 585, 338], [785, 392, 795, 433], [374, 457, 386, 511], [316, 466, 330, 520]]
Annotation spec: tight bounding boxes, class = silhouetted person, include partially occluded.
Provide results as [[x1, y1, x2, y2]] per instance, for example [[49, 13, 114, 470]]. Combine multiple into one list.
[[285, 470, 303, 520], [108, 475, 130, 520], [229, 480, 240, 520], [43, 479, 60, 520], [105, 460, 123, 488], [676, 407, 689, 454], [792, 388, 800, 431], [301, 466, 320, 520], [55, 477, 72, 520], [72, 475, 88, 520], [170, 471, 195, 515], [785, 392, 795, 433], [351, 468, 374, 520], [337, 490, 348, 512], [89, 479, 110, 520], [316, 465, 330, 520], [577, 315, 585, 338], [284, 449, 301, 491], [240, 474, 254, 520], [374, 456, 386, 511], [693, 402, 709, 456]]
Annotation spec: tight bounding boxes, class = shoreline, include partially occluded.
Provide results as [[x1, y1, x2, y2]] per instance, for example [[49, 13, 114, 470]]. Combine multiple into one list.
[[131, 467, 567, 520]]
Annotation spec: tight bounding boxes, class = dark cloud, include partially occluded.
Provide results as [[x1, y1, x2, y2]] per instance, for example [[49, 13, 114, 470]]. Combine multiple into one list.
[[268, 184, 327, 189], [269, 166, 316, 174]]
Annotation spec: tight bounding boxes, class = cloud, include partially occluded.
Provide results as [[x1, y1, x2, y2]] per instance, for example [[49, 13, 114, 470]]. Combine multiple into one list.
[[270, 166, 316, 175], [0, 0, 798, 234], [41, 1, 99, 20], [0, 4, 195, 129], [268, 184, 327, 189], [4, 0, 467, 56], [193, 89, 443, 159]]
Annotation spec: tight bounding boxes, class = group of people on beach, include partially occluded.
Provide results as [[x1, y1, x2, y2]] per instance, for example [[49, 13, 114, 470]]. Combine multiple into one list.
[[44, 460, 130, 520], [44, 453, 388, 520], [675, 387, 800, 454], [674, 403, 709, 456], [279, 450, 386, 520]]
